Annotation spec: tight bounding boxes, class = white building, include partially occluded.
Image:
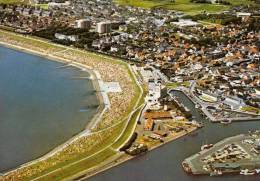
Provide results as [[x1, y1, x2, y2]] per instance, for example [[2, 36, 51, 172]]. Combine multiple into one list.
[[171, 19, 199, 27], [54, 33, 79, 42], [48, 1, 70, 8], [96, 21, 112, 34], [75, 19, 91, 29], [146, 82, 162, 110], [236, 12, 251, 21], [236, 12, 251, 18], [224, 96, 245, 110]]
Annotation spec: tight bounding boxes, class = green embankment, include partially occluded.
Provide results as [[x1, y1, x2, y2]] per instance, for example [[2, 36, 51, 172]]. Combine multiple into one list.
[[112, 106, 143, 149], [166, 81, 190, 89], [27, 123, 125, 181]]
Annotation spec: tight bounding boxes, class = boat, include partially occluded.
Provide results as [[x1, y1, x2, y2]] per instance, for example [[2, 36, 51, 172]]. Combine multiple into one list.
[[125, 143, 148, 156], [201, 144, 214, 151], [210, 170, 222, 176], [255, 169, 260, 174], [240, 169, 255, 175], [195, 104, 200, 109], [220, 119, 232, 125], [197, 122, 204, 128], [182, 161, 192, 173]]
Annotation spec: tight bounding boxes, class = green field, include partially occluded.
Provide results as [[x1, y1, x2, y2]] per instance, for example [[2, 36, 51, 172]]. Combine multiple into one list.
[[35, 3, 49, 10], [166, 81, 190, 89], [115, 0, 254, 14]]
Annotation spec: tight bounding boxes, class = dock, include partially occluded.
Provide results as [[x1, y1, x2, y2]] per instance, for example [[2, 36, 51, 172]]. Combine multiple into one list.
[[183, 131, 260, 176]]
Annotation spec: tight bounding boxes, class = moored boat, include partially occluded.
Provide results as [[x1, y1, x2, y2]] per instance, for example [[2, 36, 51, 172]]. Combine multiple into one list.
[[210, 170, 222, 176], [240, 169, 255, 175], [182, 161, 192, 173], [201, 144, 214, 151], [220, 119, 232, 125], [255, 169, 260, 174]]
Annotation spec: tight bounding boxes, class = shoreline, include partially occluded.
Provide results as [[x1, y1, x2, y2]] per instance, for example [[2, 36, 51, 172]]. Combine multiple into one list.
[[68, 126, 199, 181], [0, 41, 107, 130], [0, 29, 143, 181], [0, 41, 108, 175]]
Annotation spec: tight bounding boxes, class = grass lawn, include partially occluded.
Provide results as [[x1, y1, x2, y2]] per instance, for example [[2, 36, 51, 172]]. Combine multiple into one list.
[[111, 106, 142, 149], [27, 123, 124, 181], [199, 95, 217, 103], [36, 148, 117, 181], [115, 0, 254, 14], [35, 3, 49, 10], [166, 81, 190, 89], [240, 106, 260, 115]]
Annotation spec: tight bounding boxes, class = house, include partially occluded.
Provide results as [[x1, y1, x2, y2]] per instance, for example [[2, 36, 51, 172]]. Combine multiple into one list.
[[42, 10, 53, 17], [144, 118, 154, 131], [236, 12, 251, 17], [206, 50, 226, 60], [16, 7, 24, 14], [255, 88, 260, 96], [34, 9, 43, 17], [22, 8, 33, 16]]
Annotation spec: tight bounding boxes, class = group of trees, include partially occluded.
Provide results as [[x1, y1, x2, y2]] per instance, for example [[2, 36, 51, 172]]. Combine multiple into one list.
[[190, 0, 231, 5], [190, 0, 211, 4], [33, 25, 100, 48], [190, 13, 241, 25]]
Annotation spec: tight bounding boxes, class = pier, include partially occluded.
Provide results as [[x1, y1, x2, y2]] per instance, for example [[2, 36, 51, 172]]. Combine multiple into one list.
[[183, 132, 260, 176]]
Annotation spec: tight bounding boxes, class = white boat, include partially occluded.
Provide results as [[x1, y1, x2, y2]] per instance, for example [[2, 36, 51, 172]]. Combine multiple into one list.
[[210, 170, 222, 176], [201, 144, 214, 151], [220, 119, 232, 125], [255, 169, 260, 174], [240, 169, 255, 175]]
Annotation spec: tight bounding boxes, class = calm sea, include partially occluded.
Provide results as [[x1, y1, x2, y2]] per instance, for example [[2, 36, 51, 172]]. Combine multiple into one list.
[[0, 46, 99, 173]]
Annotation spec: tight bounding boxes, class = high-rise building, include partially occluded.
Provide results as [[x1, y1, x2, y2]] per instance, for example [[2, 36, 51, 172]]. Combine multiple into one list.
[[96, 21, 112, 34], [75, 19, 91, 29]]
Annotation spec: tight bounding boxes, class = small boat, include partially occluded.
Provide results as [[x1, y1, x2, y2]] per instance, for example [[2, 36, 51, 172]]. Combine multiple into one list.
[[210, 170, 222, 176], [220, 119, 232, 125], [255, 169, 260, 174], [201, 144, 214, 151], [182, 161, 192, 173], [197, 122, 204, 128], [195, 104, 200, 109], [240, 169, 255, 175]]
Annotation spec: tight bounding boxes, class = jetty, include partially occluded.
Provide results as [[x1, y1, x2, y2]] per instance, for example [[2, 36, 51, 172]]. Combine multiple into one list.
[[183, 131, 260, 176]]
